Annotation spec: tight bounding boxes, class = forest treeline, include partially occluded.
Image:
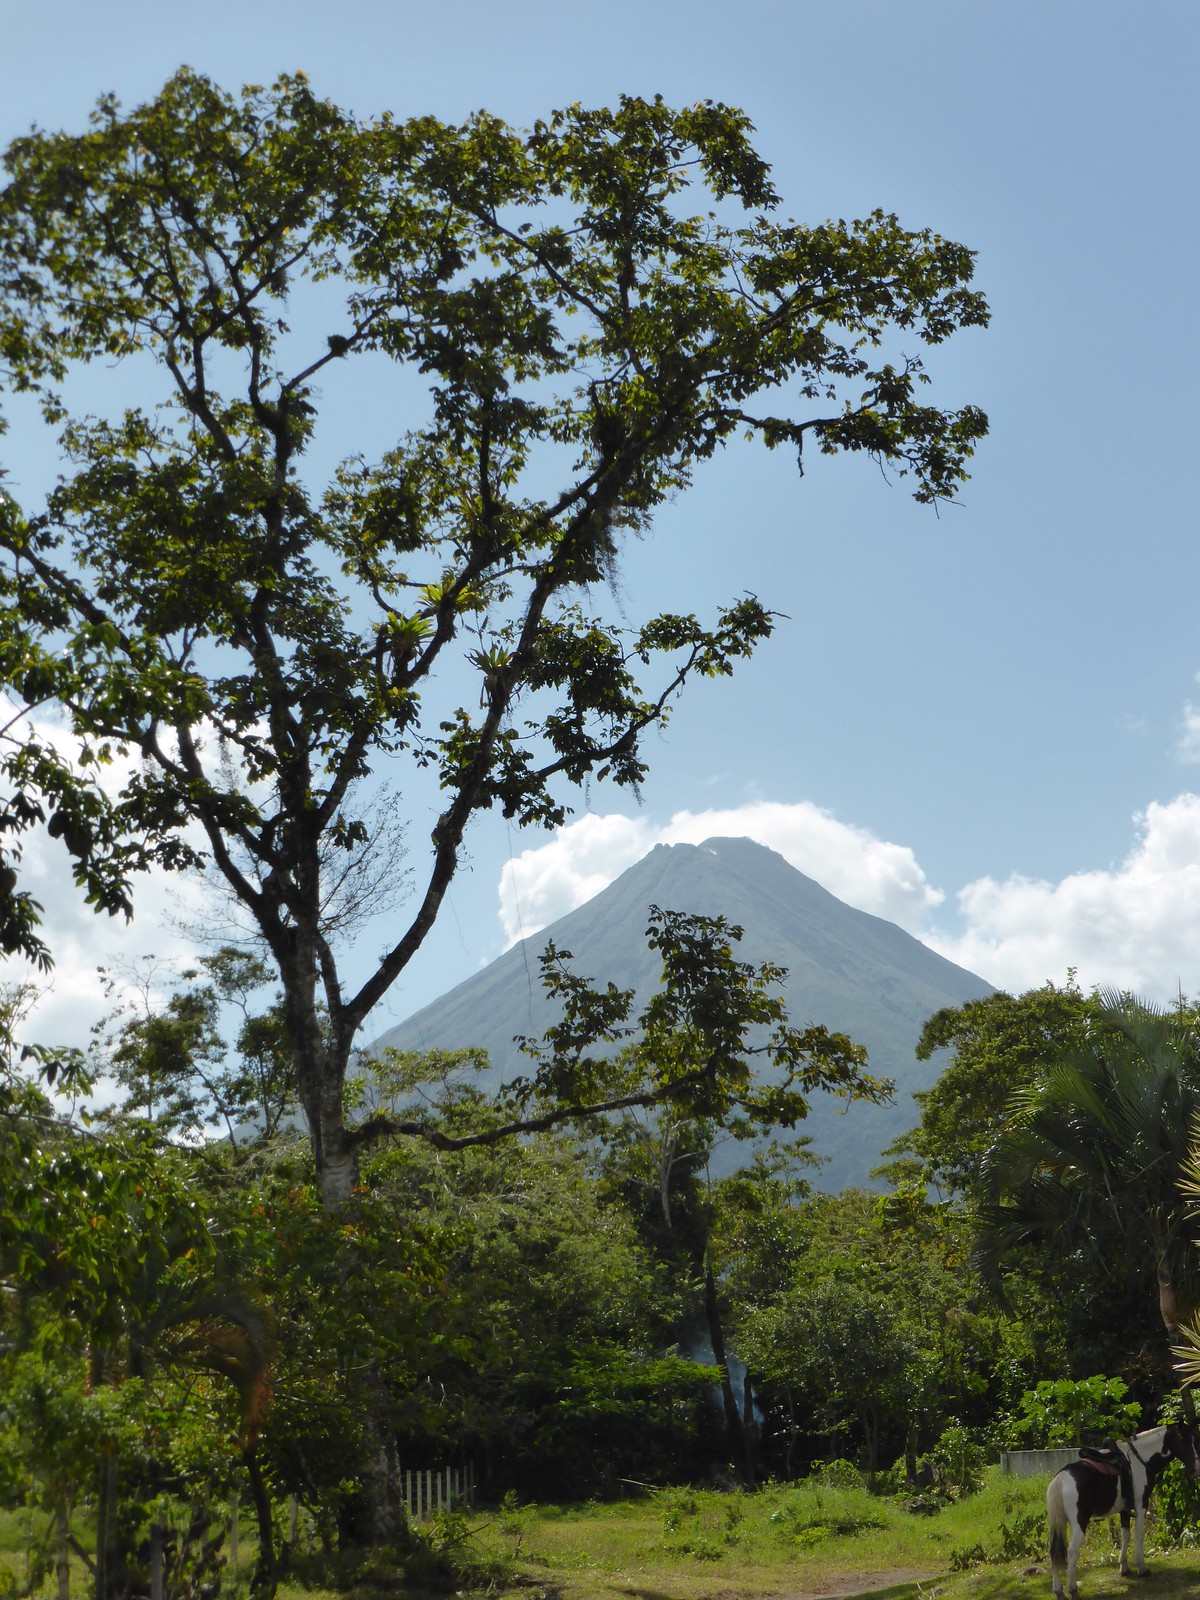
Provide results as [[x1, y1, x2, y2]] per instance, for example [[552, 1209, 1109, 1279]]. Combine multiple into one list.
[[8, 959, 1200, 1600]]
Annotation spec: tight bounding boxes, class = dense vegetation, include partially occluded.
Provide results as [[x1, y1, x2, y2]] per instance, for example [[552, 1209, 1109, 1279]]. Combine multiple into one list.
[[8, 967, 1200, 1600], [4, 64, 1199, 1600]]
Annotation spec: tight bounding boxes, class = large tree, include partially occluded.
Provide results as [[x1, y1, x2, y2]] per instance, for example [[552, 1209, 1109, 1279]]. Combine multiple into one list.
[[0, 71, 988, 1203], [880, 983, 1200, 1391], [883, 979, 1102, 1203], [977, 993, 1200, 1382]]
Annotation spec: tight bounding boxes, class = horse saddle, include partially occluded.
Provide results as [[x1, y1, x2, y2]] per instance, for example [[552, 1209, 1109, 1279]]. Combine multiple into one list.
[[1079, 1443, 1133, 1502]]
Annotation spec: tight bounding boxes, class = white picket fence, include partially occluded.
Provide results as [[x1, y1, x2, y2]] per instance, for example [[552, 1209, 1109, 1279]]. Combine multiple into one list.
[[403, 1462, 476, 1520]]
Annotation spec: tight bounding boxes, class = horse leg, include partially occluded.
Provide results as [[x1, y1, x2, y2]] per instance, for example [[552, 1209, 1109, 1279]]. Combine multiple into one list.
[[1051, 1473, 1088, 1600], [1118, 1509, 1131, 1577], [1048, 1474, 1069, 1598], [1133, 1502, 1150, 1576], [1049, 1537, 1065, 1599], [1067, 1519, 1087, 1599]]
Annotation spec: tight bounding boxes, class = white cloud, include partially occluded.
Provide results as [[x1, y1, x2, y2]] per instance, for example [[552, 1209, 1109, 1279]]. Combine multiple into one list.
[[0, 704, 218, 1052], [499, 813, 659, 946], [23, 702, 1200, 1056], [10, 806, 212, 1054], [931, 795, 1200, 1002], [498, 799, 943, 947]]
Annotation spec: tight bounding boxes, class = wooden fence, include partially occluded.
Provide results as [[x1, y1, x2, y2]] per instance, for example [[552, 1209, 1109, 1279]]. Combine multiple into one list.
[[402, 1462, 476, 1520]]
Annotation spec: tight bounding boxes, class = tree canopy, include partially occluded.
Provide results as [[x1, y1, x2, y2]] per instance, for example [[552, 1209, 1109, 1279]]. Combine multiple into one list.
[[886, 983, 1200, 1389], [0, 70, 987, 1204], [885, 979, 1100, 1201], [977, 993, 1200, 1351], [0, 77, 996, 1557]]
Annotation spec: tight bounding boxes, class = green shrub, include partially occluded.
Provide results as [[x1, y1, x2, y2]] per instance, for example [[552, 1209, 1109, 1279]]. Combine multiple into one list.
[[400, 1510, 521, 1593], [808, 1459, 864, 1491], [871, 1457, 915, 1496], [1150, 1458, 1200, 1547], [948, 1540, 987, 1570], [931, 1422, 989, 1496], [904, 1493, 942, 1517], [657, 1489, 699, 1535], [997, 1507, 1045, 1561], [999, 1376, 1142, 1448], [654, 1488, 751, 1561], [767, 1485, 887, 1545]]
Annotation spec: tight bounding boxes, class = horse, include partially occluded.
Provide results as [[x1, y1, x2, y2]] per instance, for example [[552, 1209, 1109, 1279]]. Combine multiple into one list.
[[1047, 1423, 1200, 1598]]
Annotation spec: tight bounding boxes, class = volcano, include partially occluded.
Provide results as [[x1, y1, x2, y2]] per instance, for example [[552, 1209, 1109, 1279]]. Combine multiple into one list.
[[369, 836, 992, 1188]]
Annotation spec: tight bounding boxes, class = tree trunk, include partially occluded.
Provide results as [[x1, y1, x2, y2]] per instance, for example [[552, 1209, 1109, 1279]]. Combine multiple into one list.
[[703, 1263, 751, 1484], [1159, 1270, 1179, 1337], [905, 1421, 919, 1486], [1156, 1263, 1197, 1423], [317, 1134, 358, 1208], [861, 1404, 879, 1489], [288, 967, 410, 1548], [55, 1501, 70, 1600], [361, 1398, 405, 1550], [306, 1035, 356, 1207], [306, 1048, 411, 1547], [742, 1367, 760, 1488], [279, 932, 355, 1207], [94, 1453, 118, 1600], [243, 1445, 276, 1597]]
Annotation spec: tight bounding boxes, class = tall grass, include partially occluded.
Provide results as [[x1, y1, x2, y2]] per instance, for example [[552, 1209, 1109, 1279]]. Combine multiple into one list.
[[8, 1469, 1200, 1600], [466, 1470, 1051, 1599], [466, 1469, 1200, 1600]]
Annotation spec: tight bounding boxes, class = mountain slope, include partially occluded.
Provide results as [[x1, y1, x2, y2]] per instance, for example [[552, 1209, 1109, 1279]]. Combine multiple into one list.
[[370, 836, 993, 1187]]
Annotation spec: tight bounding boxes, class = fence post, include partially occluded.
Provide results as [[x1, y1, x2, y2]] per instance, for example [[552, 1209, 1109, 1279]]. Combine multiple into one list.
[[398, 1462, 474, 1521]]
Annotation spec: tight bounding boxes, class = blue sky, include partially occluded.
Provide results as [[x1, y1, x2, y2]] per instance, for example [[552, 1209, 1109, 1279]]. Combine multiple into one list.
[[5, 1, 1200, 1044]]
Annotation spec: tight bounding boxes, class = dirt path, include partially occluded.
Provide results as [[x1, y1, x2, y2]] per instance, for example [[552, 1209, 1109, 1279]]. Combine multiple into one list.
[[775, 1571, 940, 1598]]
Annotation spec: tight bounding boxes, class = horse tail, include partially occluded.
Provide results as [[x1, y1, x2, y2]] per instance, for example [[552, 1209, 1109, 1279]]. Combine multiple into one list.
[[1047, 1472, 1068, 1565]]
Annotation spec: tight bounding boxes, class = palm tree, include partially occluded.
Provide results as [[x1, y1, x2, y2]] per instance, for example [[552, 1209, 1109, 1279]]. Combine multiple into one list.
[[1165, 1138, 1200, 1392], [977, 993, 1200, 1370]]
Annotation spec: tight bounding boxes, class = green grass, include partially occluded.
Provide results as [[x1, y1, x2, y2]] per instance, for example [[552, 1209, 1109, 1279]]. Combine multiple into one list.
[[8, 1470, 1200, 1600], [457, 1471, 1197, 1600]]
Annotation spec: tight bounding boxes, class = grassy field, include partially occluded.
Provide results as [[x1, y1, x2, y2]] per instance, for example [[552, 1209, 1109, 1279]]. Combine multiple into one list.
[[8, 1471, 1200, 1600], [441, 1472, 1064, 1600]]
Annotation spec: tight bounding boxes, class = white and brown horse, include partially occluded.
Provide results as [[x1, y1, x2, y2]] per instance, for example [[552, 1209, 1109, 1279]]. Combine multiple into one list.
[[1047, 1423, 1200, 1598]]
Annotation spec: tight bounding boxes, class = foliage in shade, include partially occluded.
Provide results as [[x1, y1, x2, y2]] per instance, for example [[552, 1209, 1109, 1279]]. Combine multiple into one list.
[[975, 990, 1200, 1352]]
